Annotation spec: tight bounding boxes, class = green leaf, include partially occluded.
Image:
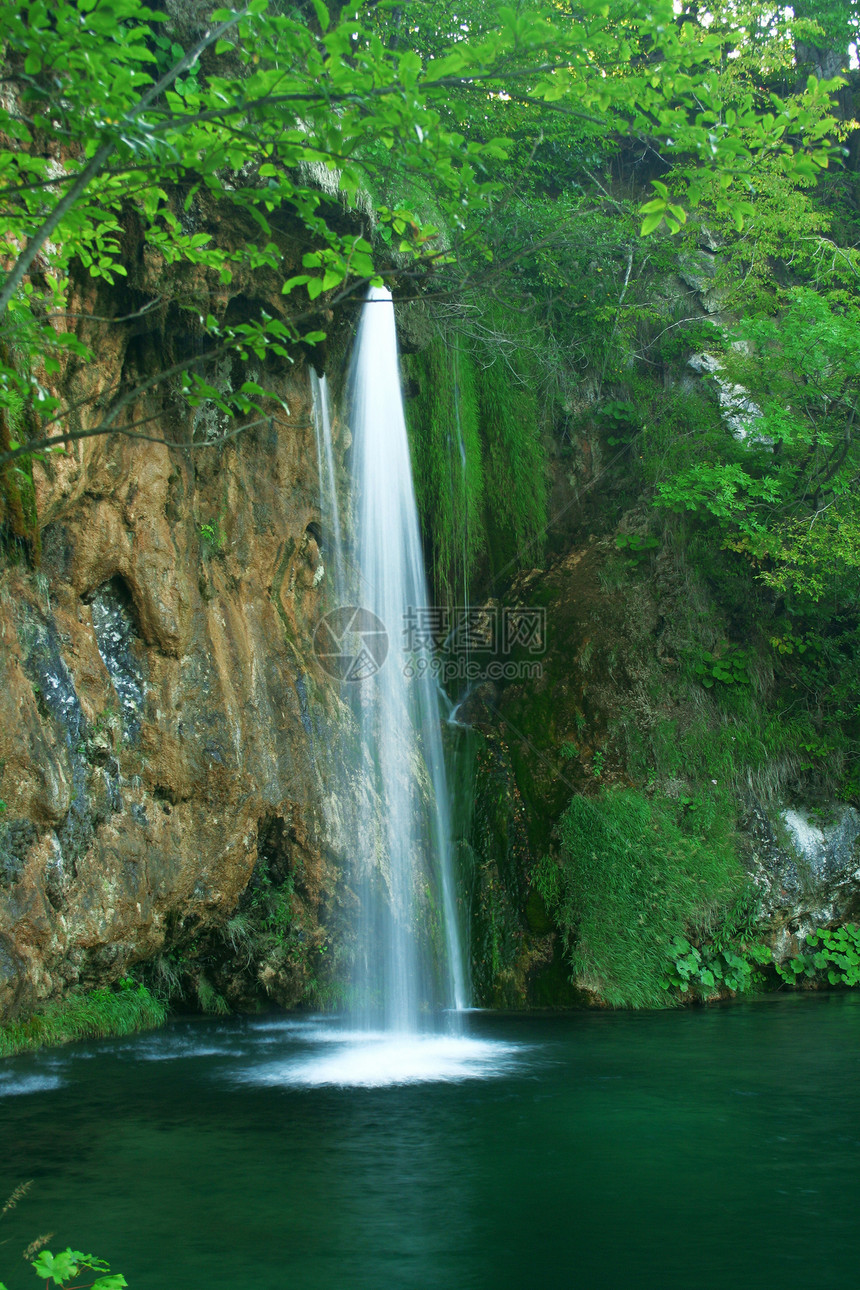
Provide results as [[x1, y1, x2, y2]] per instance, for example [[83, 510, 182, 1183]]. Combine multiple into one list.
[[31, 1251, 104, 1284], [640, 212, 664, 236], [283, 275, 310, 294]]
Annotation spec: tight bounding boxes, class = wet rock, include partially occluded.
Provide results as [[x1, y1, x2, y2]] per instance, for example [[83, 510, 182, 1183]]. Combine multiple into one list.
[[742, 801, 860, 955], [0, 263, 358, 1018], [0, 819, 36, 888], [688, 352, 768, 443], [90, 577, 146, 742]]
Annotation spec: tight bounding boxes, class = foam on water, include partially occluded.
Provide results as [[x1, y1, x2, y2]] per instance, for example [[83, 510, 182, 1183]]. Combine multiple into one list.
[[136, 1043, 236, 1063], [0, 1073, 64, 1097], [102, 1036, 239, 1062], [234, 1029, 524, 1088]]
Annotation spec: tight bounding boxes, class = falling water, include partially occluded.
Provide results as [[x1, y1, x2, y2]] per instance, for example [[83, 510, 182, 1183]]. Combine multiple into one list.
[[309, 369, 345, 599], [347, 285, 467, 1031]]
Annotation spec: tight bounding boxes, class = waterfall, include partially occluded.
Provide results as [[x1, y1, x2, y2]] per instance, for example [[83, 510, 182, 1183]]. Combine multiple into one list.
[[348, 286, 467, 1031], [283, 293, 529, 1084], [310, 369, 345, 600]]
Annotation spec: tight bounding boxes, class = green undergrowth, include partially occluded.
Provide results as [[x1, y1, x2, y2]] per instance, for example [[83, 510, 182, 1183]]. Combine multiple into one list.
[[5, 1247, 127, 1289], [622, 684, 838, 805], [533, 787, 748, 1007], [661, 923, 860, 1000], [776, 924, 860, 988], [0, 980, 166, 1057], [661, 932, 772, 998]]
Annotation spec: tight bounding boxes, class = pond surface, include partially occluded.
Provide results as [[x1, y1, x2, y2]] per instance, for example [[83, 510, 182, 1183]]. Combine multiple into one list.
[[1, 994, 859, 1289]]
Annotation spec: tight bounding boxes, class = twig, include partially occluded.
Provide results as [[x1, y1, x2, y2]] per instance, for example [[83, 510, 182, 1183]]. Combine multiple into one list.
[[0, 414, 276, 470], [597, 244, 635, 399]]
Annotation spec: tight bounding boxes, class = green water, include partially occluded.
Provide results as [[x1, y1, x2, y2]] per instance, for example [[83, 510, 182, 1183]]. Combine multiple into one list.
[[1, 995, 859, 1289]]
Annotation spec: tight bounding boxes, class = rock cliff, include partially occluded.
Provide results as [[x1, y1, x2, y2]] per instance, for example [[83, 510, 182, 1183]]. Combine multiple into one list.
[[0, 241, 356, 1020]]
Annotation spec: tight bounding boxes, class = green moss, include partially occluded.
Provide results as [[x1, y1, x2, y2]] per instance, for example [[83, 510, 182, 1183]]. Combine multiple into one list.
[[404, 336, 485, 604], [0, 982, 167, 1057], [475, 345, 546, 578], [533, 788, 748, 1008], [503, 679, 579, 857], [404, 309, 548, 602], [527, 939, 589, 1009], [0, 380, 41, 566], [466, 732, 531, 1005]]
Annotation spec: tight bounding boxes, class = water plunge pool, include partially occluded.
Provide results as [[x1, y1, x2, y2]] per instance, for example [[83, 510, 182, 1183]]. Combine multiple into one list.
[[2, 995, 859, 1289]]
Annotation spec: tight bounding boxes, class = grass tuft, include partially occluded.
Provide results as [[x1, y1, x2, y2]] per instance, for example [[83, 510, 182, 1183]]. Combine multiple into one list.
[[0, 983, 167, 1057]]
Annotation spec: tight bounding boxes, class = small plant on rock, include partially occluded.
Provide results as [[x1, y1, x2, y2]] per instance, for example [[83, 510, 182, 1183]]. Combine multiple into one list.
[[776, 924, 860, 988], [689, 644, 751, 689], [615, 533, 659, 561]]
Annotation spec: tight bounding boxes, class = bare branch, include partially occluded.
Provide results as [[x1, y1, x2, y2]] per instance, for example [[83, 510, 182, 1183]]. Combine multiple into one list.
[[0, 413, 278, 470], [44, 298, 163, 326]]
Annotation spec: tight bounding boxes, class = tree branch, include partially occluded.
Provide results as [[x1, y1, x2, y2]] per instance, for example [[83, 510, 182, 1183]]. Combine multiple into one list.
[[0, 413, 279, 470]]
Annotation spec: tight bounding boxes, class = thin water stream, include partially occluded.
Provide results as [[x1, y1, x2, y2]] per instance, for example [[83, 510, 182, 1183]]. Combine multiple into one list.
[[1, 996, 858, 1289]]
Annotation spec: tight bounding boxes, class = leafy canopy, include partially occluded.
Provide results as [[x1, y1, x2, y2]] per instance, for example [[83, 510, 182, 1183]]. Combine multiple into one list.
[[0, 0, 841, 469]]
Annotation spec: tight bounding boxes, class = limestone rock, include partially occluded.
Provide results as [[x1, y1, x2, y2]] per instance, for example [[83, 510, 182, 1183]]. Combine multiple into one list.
[[0, 266, 359, 1019], [742, 802, 860, 958]]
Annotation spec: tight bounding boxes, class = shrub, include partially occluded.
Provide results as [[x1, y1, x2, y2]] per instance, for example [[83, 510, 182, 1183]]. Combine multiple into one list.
[[533, 788, 747, 1006]]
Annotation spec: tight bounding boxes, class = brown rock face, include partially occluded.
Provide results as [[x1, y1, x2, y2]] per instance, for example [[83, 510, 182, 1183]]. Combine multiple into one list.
[[0, 290, 354, 1019]]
